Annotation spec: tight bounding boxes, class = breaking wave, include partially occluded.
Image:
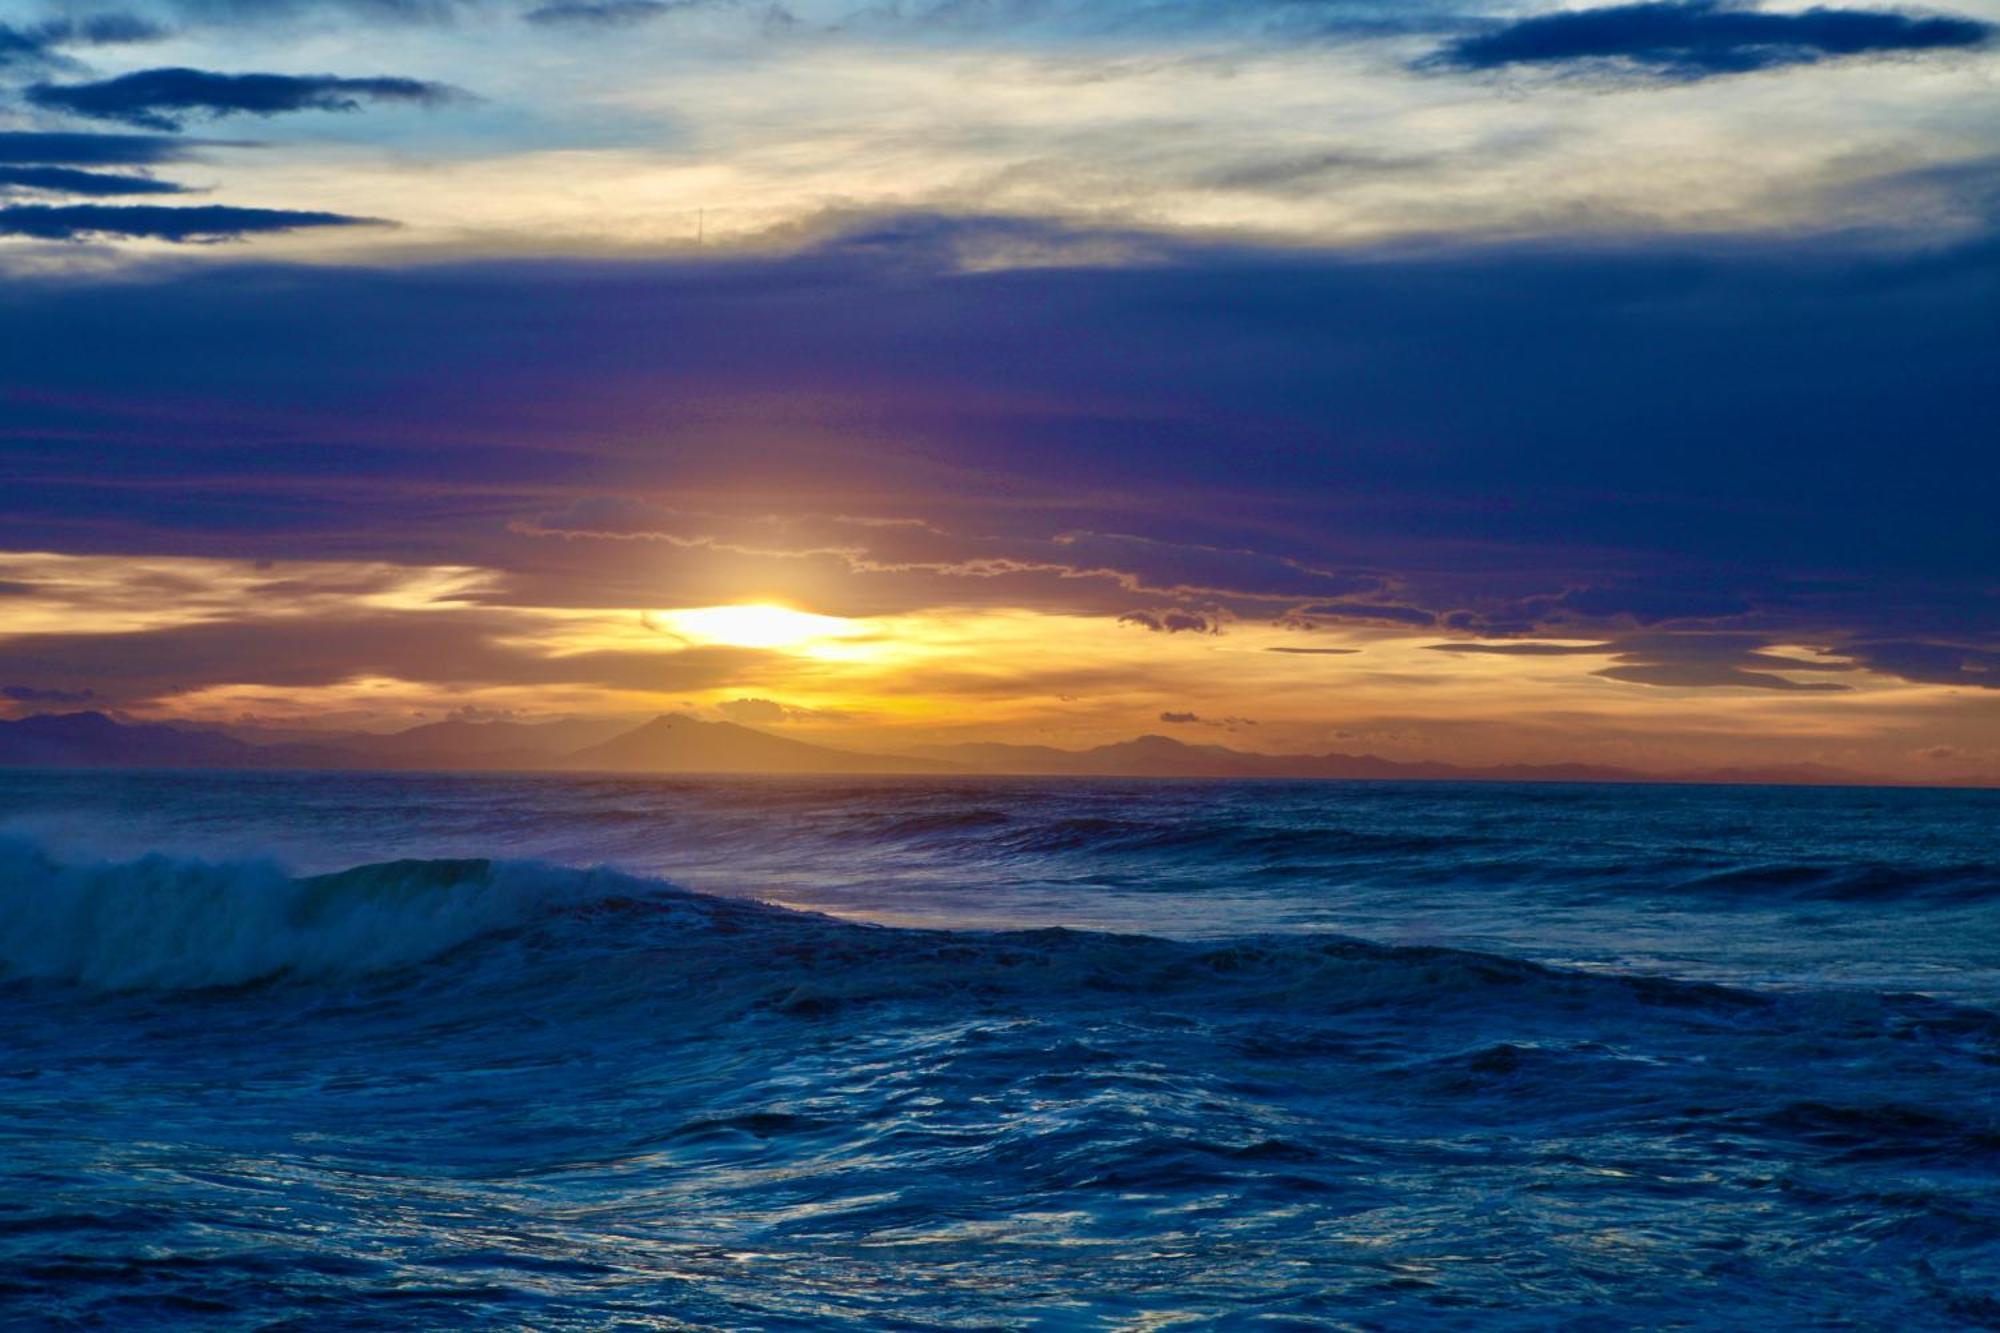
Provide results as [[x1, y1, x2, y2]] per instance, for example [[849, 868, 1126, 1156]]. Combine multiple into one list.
[[0, 839, 646, 989]]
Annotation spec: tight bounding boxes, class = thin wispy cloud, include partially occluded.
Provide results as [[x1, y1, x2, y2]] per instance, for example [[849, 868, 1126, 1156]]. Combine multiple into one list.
[[27, 68, 464, 131]]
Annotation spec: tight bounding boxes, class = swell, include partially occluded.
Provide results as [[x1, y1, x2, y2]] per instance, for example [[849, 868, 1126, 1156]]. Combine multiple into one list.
[[7, 841, 2000, 1071], [814, 808, 1999, 904], [832, 811, 1478, 859]]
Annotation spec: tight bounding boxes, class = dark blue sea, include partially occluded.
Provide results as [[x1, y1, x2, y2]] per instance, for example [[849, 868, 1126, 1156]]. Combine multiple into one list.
[[2, 772, 1997, 1328]]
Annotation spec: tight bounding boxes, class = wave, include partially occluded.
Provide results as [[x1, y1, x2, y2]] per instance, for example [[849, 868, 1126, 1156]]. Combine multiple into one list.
[[1672, 860, 2000, 903], [828, 810, 1475, 861], [5, 836, 1998, 1086], [0, 838, 654, 990], [795, 805, 1997, 903]]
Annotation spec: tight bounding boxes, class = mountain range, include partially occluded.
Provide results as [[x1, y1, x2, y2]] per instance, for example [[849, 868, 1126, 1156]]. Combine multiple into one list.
[[0, 709, 1900, 787]]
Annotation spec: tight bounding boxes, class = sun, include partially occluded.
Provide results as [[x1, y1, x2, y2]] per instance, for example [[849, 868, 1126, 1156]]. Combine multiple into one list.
[[650, 603, 859, 650]]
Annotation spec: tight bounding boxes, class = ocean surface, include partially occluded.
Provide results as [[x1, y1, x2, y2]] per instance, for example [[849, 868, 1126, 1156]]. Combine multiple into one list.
[[1, 771, 1996, 1328]]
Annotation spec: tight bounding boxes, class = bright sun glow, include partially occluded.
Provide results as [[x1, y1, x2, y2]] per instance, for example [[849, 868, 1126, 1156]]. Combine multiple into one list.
[[652, 604, 859, 650]]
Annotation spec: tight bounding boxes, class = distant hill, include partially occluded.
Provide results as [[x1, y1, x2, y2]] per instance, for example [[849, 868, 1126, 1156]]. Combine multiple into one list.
[[0, 710, 1891, 786], [0, 712, 342, 770], [561, 714, 955, 775], [903, 735, 1880, 786], [336, 717, 635, 770], [904, 735, 1617, 780]]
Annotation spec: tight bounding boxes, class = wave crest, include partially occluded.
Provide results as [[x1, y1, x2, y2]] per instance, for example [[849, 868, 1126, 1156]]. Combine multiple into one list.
[[0, 839, 632, 990]]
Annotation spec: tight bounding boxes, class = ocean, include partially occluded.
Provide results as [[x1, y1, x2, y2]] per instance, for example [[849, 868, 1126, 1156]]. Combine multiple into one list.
[[1, 771, 1996, 1328]]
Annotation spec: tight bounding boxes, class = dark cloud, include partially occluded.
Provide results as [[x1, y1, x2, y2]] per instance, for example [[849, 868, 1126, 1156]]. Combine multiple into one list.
[[1433, 0, 1994, 79], [0, 131, 200, 165], [1843, 640, 2000, 688], [0, 203, 378, 241], [0, 24, 62, 70], [1429, 637, 1865, 691], [0, 166, 185, 197], [1286, 603, 1437, 629], [2, 685, 95, 704], [1120, 610, 1218, 635], [0, 612, 771, 706], [0, 14, 167, 71], [58, 14, 174, 45], [1159, 710, 1256, 728], [1593, 661, 1851, 691], [1553, 581, 1753, 624], [0, 214, 1991, 688], [1429, 641, 1614, 656], [518, 495, 685, 540], [526, 0, 687, 26], [1264, 646, 1361, 655], [28, 68, 462, 131]]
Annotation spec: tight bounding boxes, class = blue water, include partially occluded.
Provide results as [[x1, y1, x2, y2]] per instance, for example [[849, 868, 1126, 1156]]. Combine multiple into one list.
[[1, 773, 1997, 1327]]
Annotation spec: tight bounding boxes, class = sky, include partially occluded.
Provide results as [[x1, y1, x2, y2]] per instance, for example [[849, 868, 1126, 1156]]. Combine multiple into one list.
[[0, 0, 1995, 781]]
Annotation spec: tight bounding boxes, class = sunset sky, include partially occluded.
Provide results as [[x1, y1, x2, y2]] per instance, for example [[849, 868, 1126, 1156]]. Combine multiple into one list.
[[0, 0, 1995, 780]]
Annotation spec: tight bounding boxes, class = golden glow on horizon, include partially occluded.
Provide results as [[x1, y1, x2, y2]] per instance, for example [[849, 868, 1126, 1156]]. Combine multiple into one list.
[[650, 604, 863, 652], [0, 549, 1991, 781]]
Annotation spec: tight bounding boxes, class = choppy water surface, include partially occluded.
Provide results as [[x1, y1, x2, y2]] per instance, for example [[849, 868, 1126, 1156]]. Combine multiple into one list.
[[1, 772, 1996, 1327]]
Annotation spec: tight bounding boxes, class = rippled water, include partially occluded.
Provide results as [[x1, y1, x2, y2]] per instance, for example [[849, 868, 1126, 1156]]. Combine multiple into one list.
[[2, 772, 1997, 1327]]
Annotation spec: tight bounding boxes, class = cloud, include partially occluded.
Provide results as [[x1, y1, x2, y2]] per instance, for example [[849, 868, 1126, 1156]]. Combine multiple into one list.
[[0, 167, 186, 198], [1158, 709, 1257, 728], [516, 495, 687, 540], [0, 25, 64, 71], [525, 0, 688, 27], [0, 216, 1992, 692], [1285, 603, 1437, 629], [151, 0, 471, 22], [1199, 150, 1434, 197], [0, 203, 379, 242], [1430, 641, 1616, 656], [1551, 581, 1753, 624], [513, 501, 1384, 613], [28, 68, 462, 132], [1119, 610, 1218, 634], [1843, 640, 2000, 688], [57, 14, 173, 46], [0, 611, 772, 706], [2, 684, 95, 704], [1432, 0, 1994, 79], [715, 696, 852, 724], [1593, 661, 1851, 691], [0, 14, 168, 71], [1264, 646, 1360, 655], [716, 696, 788, 723], [0, 131, 200, 165], [1428, 637, 1862, 691]]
